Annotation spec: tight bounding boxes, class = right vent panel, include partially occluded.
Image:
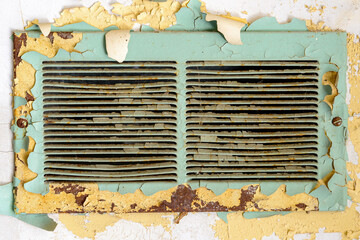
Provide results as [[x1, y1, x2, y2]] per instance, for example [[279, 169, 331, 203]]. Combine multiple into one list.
[[185, 61, 319, 182]]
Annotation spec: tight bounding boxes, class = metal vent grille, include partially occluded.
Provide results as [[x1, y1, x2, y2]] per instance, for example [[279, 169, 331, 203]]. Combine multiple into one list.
[[185, 61, 319, 181], [43, 61, 178, 182], [42, 60, 319, 183]]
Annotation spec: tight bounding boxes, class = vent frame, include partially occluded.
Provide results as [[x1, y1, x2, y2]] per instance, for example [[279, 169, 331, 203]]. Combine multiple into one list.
[[13, 30, 348, 212]]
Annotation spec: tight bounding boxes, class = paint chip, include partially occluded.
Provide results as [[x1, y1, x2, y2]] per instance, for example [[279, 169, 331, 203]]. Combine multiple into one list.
[[205, 14, 245, 45], [105, 30, 131, 63], [38, 23, 52, 37], [322, 71, 338, 110]]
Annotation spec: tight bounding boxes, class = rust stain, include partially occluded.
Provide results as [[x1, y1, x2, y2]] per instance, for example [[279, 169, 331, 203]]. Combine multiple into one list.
[[25, 92, 35, 102], [15, 183, 318, 214], [53, 183, 86, 195], [295, 203, 307, 210], [174, 212, 188, 224], [75, 194, 89, 206], [110, 203, 116, 212], [13, 33, 27, 78], [47, 32, 55, 44], [16, 118, 28, 128], [332, 116, 342, 126], [238, 185, 258, 211], [56, 32, 74, 39]]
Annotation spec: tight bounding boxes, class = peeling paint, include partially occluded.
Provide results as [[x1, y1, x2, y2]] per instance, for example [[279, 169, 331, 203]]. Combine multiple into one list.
[[12, 60, 35, 99], [17, 32, 82, 58], [347, 34, 360, 115], [105, 30, 130, 63], [38, 23, 52, 37], [14, 137, 37, 183], [205, 14, 245, 45], [5, 0, 360, 239], [322, 71, 338, 110], [44, 0, 181, 31], [15, 183, 318, 214]]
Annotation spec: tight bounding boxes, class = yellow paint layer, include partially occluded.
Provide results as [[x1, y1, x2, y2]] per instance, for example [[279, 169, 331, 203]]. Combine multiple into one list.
[[13, 61, 35, 99], [348, 117, 360, 203], [305, 4, 325, 15], [59, 214, 120, 239], [14, 137, 37, 183], [52, 0, 181, 31], [15, 182, 317, 214], [214, 160, 360, 240], [212, 16, 360, 240], [227, 204, 360, 240], [13, 103, 33, 119], [212, 219, 229, 240], [347, 34, 360, 115], [305, 20, 332, 31], [14, 3, 360, 239], [322, 71, 338, 110], [17, 32, 82, 59]]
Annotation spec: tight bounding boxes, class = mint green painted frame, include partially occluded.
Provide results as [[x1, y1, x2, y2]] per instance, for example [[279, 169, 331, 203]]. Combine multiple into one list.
[[12, 29, 348, 211]]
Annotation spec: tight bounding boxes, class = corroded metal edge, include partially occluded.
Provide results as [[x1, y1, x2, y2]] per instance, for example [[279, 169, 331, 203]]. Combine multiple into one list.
[[14, 183, 318, 213]]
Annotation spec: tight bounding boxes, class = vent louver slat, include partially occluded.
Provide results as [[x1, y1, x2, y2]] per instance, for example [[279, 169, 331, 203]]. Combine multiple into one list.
[[185, 61, 319, 181], [43, 61, 178, 182], [42, 60, 320, 184]]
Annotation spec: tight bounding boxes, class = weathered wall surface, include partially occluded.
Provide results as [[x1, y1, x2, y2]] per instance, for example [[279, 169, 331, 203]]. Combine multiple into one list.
[[1, 0, 360, 239]]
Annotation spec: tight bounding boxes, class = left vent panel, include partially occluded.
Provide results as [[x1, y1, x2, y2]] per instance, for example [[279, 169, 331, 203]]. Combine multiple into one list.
[[42, 61, 178, 182]]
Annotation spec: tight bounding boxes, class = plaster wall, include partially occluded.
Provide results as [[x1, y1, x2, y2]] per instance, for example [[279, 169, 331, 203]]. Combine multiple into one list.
[[0, 0, 360, 239]]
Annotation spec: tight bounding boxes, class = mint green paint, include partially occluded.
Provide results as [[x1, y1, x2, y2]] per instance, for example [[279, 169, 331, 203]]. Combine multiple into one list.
[[27, 22, 105, 32], [243, 211, 290, 219], [13, 96, 27, 109], [217, 210, 292, 222], [103, 26, 120, 31], [5, 1, 348, 224], [17, 214, 57, 231], [13, 137, 29, 153], [216, 212, 229, 223], [139, 25, 155, 31], [0, 182, 56, 231], [16, 29, 347, 208], [0, 183, 14, 216]]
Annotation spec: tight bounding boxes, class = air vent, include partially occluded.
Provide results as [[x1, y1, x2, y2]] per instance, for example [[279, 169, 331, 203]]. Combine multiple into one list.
[[43, 61, 178, 182], [185, 61, 319, 181], [42, 60, 319, 183]]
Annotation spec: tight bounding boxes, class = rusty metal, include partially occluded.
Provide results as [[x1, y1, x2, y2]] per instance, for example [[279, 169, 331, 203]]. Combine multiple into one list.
[[48, 184, 317, 213], [332, 117, 342, 126], [16, 118, 28, 128]]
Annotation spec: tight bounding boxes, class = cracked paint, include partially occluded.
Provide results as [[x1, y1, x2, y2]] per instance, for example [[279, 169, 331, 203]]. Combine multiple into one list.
[[16, 32, 82, 58], [15, 183, 318, 214], [30, 0, 182, 31], [4, 0, 360, 239], [205, 14, 245, 45], [322, 71, 338, 110], [14, 137, 37, 183], [105, 30, 130, 63]]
